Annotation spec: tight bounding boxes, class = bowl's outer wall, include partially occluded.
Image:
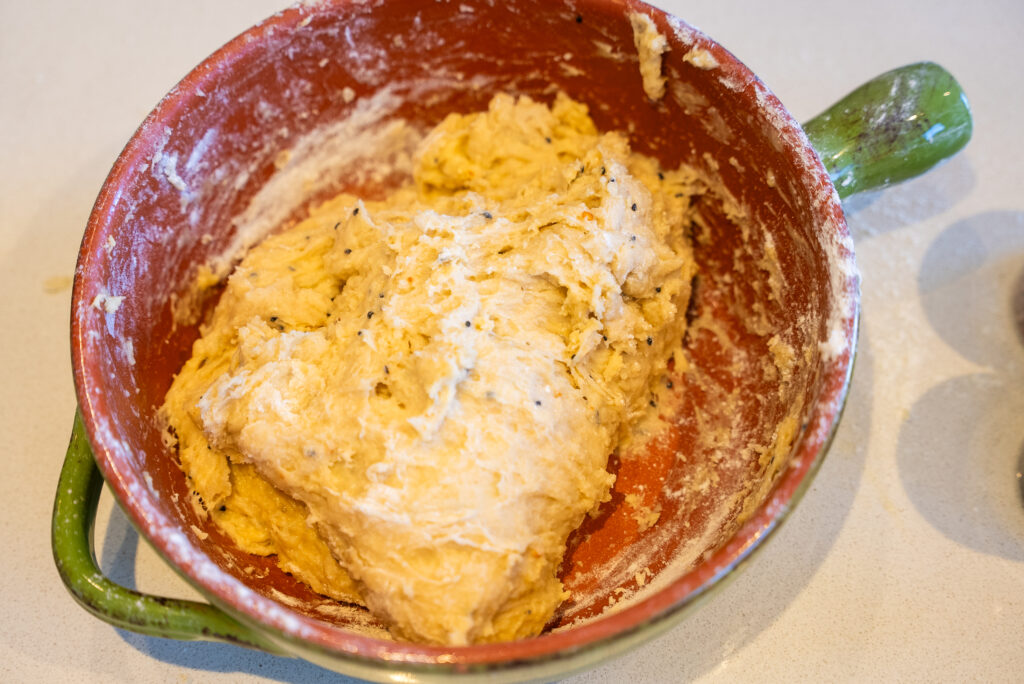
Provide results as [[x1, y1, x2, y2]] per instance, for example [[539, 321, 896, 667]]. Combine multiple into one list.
[[71, 0, 856, 671]]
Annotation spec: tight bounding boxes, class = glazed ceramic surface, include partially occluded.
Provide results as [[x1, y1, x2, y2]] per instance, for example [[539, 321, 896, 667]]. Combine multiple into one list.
[[70, 0, 858, 678]]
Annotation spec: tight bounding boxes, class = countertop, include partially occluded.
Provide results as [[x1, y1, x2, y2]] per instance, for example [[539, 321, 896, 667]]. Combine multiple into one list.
[[3, 0, 1022, 681]]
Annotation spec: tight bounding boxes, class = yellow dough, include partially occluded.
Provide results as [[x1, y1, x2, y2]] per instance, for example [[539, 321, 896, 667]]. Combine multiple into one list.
[[161, 93, 701, 645]]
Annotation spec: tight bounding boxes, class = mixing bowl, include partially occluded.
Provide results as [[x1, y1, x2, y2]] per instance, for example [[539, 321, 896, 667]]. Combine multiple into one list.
[[53, 0, 970, 681]]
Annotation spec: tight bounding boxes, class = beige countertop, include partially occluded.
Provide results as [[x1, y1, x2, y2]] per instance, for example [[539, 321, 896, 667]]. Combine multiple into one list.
[[3, 0, 1022, 681]]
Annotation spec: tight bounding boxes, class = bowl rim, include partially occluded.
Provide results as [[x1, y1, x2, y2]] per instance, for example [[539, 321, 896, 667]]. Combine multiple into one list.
[[70, 0, 859, 674]]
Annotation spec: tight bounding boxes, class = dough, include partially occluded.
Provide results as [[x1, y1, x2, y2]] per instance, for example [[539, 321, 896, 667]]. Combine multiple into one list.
[[162, 92, 701, 645], [630, 12, 670, 101]]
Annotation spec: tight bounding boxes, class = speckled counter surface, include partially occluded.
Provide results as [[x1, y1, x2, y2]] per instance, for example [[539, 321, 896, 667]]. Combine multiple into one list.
[[3, 1, 1022, 681]]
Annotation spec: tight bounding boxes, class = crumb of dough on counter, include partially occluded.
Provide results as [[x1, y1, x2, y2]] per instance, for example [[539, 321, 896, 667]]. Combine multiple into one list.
[[42, 275, 74, 294], [161, 91, 703, 646]]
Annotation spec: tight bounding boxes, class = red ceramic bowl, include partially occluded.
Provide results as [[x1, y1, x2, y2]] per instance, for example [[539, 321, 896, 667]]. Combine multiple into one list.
[[62, 0, 876, 680]]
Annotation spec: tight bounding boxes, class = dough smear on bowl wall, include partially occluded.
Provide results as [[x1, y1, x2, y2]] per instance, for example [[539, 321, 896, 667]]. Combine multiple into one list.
[[161, 92, 711, 646]]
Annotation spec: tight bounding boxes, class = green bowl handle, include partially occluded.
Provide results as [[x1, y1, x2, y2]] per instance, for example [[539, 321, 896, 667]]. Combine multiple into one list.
[[52, 411, 285, 653], [803, 61, 972, 199]]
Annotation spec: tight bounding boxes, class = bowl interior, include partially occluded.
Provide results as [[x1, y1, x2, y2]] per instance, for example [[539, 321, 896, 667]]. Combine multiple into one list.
[[72, 0, 855, 668]]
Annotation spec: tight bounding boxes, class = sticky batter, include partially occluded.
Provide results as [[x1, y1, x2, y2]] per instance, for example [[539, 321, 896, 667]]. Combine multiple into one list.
[[162, 92, 702, 645]]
